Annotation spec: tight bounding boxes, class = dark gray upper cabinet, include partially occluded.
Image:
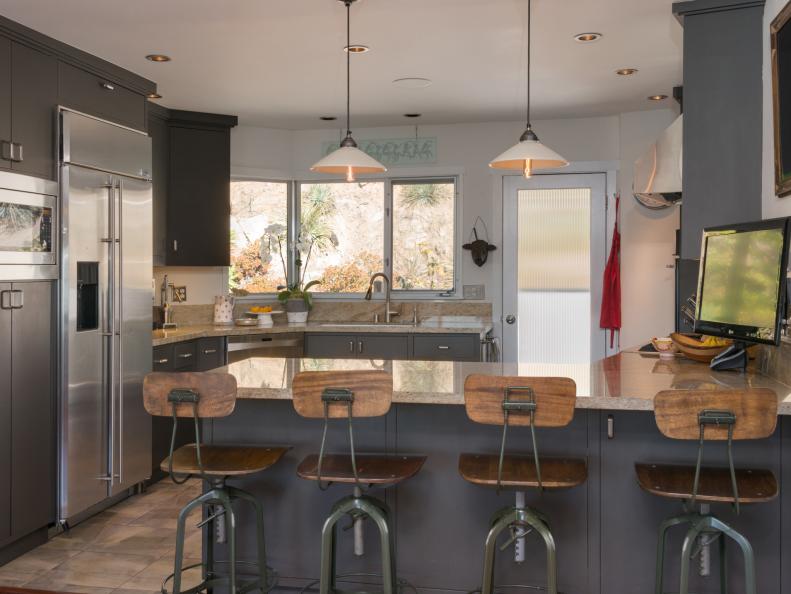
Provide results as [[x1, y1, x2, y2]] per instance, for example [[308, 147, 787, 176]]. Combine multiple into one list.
[[0, 283, 11, 545], [10, 282, 54, 538], [58, 62, 147, 132], [165, 112, 237, 266], [149, 105, 169, 266], [0, 38, 11, 173], [10, 43, 57, 179]]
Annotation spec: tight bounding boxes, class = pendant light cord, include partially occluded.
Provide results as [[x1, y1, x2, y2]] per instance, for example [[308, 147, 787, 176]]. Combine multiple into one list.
[[346, 0, 352, 137], [526, 0, 531, 129]]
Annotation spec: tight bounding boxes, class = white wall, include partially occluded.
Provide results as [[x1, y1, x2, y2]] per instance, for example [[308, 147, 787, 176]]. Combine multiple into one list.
[[763, 0, 791, 218], [158, 109, 678, 348]]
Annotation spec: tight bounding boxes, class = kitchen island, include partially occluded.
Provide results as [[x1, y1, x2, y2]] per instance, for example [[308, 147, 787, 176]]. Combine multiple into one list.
[[193, 350, 791, 594]]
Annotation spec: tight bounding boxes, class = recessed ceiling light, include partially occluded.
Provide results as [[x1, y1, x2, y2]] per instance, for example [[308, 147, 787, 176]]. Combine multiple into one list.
[[147, 92, 162, 99], [320, 116, 337, 121], [616, 68, 638, 76], [648, 94, 668, 101], [574, 32, 602, 43], [146, 54, 171, 62], [404, 113, 422, 118], [392, 77, 432, 89], [344, 45, 369, 53]]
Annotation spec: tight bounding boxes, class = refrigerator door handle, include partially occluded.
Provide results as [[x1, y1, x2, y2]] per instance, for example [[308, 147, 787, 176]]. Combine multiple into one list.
[[106, 181, 116, 486], [116, 180, 123, 485]]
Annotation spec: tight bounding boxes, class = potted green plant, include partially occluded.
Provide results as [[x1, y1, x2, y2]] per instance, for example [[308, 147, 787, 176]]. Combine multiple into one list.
[[277, 280, 321, 323]]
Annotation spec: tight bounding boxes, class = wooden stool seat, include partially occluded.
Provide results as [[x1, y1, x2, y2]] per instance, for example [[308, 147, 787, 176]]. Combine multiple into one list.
[[297, 453, 426, 485], [459, 453, 587, 489], [162, 444, 291, 477], [635, 462, 778, 504]]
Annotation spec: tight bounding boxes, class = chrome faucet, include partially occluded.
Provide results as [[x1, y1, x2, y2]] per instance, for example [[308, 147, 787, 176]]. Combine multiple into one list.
[[365, 272, 400, 323], [160, 274, 177, 329]]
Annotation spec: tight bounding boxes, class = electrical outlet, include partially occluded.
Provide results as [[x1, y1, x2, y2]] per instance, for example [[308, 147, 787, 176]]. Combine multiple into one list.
[[171, 286, 187, 303], [463, 284, 485, 299]]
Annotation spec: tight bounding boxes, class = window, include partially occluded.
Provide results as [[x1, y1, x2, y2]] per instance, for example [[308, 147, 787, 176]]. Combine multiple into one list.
[[229, 181, 289, 294], [298, 182, 384, 293], [392, 179, 456, 291], [229, 176, 458, 297]]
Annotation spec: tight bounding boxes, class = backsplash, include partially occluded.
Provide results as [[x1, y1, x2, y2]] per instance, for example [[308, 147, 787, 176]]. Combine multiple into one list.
[[163, 300, 492, 326]]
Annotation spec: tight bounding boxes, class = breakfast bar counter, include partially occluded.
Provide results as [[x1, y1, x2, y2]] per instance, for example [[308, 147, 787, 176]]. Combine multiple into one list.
[[216, 350, 791, 413]]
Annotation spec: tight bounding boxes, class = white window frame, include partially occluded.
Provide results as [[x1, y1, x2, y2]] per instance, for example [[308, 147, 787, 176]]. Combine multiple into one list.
[[228, 175, 462, 301]]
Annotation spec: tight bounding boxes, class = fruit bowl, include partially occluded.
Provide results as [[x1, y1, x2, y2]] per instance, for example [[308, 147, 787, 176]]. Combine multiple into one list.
[[651, 337, 677, 359], [670, 333, 732, 363]]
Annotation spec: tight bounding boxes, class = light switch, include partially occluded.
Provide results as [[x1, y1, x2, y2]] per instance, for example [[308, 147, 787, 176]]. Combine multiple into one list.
[[463, 284, 485, 299]]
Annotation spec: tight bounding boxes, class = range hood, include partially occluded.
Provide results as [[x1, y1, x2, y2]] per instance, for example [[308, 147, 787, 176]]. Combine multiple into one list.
[[633, 114, 683, 209]]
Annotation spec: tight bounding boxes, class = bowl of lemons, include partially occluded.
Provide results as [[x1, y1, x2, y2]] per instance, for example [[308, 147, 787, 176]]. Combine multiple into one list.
[[247, 305, 282, 327], [670, 333, 733, 363]]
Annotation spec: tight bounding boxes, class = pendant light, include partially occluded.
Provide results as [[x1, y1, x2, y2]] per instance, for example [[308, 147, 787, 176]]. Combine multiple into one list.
[[489, 0, 568, 178], [311, 0, 386, 182]]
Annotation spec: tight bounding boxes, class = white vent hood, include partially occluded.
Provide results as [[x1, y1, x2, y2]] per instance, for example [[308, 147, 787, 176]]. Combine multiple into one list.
[[633, 114, 683, 210]]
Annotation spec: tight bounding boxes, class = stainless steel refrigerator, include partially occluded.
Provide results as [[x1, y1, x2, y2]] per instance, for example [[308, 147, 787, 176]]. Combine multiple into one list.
[[59, 109, 153, 524]]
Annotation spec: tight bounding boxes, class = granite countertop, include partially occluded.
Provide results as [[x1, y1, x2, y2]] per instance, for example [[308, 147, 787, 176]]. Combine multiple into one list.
[[152, 316, 494, 346], [213, 351, 791, 414]]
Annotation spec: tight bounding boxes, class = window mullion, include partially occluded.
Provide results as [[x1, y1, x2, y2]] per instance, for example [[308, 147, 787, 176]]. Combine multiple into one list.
[[289, 180, 300, 288], [385, 178, 393, 281]]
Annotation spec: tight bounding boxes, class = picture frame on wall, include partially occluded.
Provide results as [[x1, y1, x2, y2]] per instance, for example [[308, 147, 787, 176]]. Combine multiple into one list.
[[771, 1, 791, 197]]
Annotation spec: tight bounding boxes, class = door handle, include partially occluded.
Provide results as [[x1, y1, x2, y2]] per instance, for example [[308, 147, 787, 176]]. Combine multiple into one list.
[[505, 314, 516, 325], [10, 290, 23, 309], [0, 141, 12, 161], [357, 340, 363, 354], [0, 290, 11, 310], [11, 143, 22, 163]]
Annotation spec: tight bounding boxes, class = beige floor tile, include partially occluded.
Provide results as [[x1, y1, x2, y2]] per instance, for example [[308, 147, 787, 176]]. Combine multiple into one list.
[[0, 567, 39, 587], [120, 559, 202, 591], [111, 588, 161, 594], [24, 567, 131, 589], [80, 524, 176, 557], [56, 550, 159, 579], [0, 545, 80, 573]]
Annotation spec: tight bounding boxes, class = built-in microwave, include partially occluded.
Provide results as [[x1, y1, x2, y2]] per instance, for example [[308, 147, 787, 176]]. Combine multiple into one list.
[[0, 171, 58, 280]]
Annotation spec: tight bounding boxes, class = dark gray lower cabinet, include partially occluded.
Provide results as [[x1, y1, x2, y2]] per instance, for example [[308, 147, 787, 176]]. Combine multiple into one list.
[[0, 283, 11, 544], [0, 281, 54, 550], [304, 332, 481, 361]]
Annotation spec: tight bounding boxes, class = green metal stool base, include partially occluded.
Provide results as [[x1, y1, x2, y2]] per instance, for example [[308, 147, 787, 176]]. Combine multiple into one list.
[[480, 505, 558, 594], [318, 494, 400, 594], [655, 511, 756, 594], [165, 483, 276, 594]]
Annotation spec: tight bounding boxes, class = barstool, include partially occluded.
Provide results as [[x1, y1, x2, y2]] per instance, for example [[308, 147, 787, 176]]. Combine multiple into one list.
[[637, 388, 778, 594], [292, 370, 426, 594], [459, 374, 586, 594], [143, 372, 290, 594]]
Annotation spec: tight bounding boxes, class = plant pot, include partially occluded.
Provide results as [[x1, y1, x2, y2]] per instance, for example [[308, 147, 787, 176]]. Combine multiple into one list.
[[286, 298, 309, 324]]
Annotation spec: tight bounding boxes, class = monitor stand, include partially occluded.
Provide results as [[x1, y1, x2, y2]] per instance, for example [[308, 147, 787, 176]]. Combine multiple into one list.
[[710, 341, 749, 372]]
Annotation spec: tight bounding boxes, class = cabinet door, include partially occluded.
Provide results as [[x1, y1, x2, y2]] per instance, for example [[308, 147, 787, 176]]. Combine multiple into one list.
[[304, 333, 357, 359], [0, 38, 11, 173], [0, 284, 11, 544], [196, 337, 226, 371], [413, 334, 480, 361], [149, 113, 169, 266], [58, 62, 146, 132], [153, 344, 175, 372], [173, 341, 197, 370], [10, 281, 54, 538], [357, 334, 409, 360], [11, 43, 57, 179], [167, 126, 231, 266]]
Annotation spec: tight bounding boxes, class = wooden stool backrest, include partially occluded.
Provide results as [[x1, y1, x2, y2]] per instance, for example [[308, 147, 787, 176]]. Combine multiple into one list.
[[464, 375, 577, 427], [292, 370, 393, 419], [654, 389, 778, 440], [143, 372, 237, 419]]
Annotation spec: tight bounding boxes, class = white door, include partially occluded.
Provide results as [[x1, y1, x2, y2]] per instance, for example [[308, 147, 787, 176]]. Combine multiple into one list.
[[502, 173, 608, 388]]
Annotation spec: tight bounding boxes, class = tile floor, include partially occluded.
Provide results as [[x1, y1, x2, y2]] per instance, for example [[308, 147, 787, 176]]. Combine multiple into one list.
[[0, 479, 204, 594]]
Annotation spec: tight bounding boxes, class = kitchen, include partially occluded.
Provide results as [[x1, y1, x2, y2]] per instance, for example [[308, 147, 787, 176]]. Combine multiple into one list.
[[0, 1, 790, 594]]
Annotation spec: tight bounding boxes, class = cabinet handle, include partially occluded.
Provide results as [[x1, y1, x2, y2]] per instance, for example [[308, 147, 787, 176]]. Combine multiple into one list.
[[203, 348, 217, 355], [10, 290, 23, 309], [154, 358, 169, 364], [0, 290, 11, 310], [100, 81, 116, 91], [357, 340, 363, 354], [437, 345, 450, 350], [172, 239, 178, 252], [178, 352, 193, 359], [607, 414, 615, 439], [1, 141, 12, 161], [349, 340, 354, 353], [11, 143, 22, 163]]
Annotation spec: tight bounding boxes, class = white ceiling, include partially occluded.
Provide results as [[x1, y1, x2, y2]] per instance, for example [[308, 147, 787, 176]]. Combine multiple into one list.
[[0, 0, 683, 129]]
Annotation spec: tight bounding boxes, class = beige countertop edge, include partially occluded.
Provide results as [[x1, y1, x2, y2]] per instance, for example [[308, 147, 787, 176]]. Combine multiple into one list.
[[153, 322, 493, 347]]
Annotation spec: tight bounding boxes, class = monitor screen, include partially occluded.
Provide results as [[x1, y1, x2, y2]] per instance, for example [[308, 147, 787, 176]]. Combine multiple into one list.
[[695, 218, 790, 345]]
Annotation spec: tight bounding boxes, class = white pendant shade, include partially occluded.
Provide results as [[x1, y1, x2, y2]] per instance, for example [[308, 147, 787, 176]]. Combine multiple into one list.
[[311, 145, 387, 181], [489, 137, 568, 174]]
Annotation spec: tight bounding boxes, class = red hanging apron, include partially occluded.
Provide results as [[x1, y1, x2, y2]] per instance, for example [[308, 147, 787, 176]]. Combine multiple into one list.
[[599, 195, 621, 348]]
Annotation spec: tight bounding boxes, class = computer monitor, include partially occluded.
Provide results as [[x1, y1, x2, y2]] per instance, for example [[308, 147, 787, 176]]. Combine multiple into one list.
[[695, 218, 790, 351]]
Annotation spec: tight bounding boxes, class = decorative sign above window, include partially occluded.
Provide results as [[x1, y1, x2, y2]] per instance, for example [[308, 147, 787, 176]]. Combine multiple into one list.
[[320, 137, 437, 167]]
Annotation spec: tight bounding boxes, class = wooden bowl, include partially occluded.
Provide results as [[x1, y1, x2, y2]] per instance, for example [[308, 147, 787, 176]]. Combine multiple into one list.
[[670, 333, 730, 363]]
